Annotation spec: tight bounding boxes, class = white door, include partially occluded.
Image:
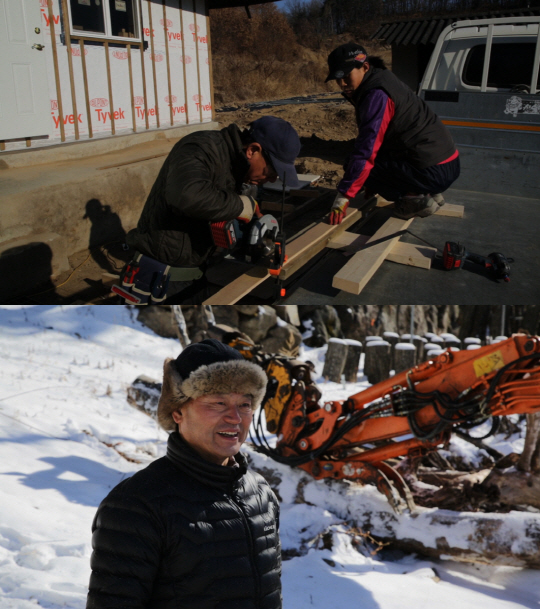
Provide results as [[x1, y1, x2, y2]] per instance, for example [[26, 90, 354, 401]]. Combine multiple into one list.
[[0, 0, 51, 140]]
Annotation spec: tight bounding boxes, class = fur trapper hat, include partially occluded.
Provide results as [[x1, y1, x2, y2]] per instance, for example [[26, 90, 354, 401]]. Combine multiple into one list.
[[157, 339, 268, 431]]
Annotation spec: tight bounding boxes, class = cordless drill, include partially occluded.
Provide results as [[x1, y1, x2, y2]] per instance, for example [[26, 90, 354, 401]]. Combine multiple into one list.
[[442, 242, 511, 282]]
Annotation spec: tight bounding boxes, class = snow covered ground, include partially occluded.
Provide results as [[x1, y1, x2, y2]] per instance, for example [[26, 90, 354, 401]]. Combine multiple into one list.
[[0, 305, 538, 609]]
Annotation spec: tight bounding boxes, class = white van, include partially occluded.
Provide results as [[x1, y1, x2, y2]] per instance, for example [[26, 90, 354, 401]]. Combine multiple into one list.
[[419, 17, 540, 198]]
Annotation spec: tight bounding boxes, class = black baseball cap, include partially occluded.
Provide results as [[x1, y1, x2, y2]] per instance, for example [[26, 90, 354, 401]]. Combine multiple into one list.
[[249, 116, 301, 188], [325, 43, 368, 82]]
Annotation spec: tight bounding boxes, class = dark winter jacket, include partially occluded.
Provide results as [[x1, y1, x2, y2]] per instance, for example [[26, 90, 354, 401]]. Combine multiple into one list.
[[351, 67, 456, 168], [126, 124, 251, 268], [87, 432, 282, 609], [337, 66, 457, 198]]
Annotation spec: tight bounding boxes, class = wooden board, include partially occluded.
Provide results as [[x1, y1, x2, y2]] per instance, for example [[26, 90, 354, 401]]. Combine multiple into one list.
[[435, 203, 464, 218], [204, 206, 365, 304], [332, 217, 413, 295], [386, 241, 437, 269], [327, 231, 437, 269]]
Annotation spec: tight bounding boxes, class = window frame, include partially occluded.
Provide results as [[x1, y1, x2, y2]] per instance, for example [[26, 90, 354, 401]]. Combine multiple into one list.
[[462, 41, 540, 91], [66, 0, 142, 43]]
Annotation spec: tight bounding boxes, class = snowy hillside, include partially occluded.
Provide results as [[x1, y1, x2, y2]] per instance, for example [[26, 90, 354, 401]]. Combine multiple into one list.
[[0, 305, 538, 609]]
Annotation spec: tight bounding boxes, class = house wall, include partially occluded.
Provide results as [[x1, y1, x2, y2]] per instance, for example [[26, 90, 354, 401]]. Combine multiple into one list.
[[1, 0, 213, 152]]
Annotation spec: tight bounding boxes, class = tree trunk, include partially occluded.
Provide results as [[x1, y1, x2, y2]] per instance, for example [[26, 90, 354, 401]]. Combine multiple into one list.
[[364, 341, 391, 384], [394, 343, 417, 374], [343, 339, 362, 383], [481, 468, 540, 509], [518, 412, 540, 473], [322, 338, 349, 382]]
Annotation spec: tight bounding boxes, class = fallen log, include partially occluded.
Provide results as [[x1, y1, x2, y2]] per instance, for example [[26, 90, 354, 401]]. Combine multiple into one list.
[[482, 467, 540, 509], [247, 450, 540, 570]]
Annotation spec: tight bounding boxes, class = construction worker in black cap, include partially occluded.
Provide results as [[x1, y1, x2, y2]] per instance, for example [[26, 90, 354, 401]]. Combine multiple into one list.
[[325, 43, 460, 224], [118, 116, 301, 304]]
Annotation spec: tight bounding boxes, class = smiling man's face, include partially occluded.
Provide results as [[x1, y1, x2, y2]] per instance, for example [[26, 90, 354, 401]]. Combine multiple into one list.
[[172, 393, 254, 465]]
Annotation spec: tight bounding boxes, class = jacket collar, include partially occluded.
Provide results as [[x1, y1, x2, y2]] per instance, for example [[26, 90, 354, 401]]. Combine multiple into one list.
[[166, 431, 248, 492], [221, 123, 250, 190], [342, 65, 376, 106]]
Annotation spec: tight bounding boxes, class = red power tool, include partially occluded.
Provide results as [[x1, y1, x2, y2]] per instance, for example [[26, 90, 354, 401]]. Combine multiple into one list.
[[443, 242, 512, 282]]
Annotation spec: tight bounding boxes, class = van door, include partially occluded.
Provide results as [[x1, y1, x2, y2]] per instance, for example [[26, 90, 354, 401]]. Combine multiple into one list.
[[0, 0, 51, 140]]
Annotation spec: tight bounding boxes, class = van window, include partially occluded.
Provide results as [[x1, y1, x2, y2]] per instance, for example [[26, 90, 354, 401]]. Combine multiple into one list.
[[463, 42, 539, 89], [69, 0, 139, 39]]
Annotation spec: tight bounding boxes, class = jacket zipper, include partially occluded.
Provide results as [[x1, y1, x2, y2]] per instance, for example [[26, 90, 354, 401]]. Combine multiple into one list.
[[230, 491, 261, 608]]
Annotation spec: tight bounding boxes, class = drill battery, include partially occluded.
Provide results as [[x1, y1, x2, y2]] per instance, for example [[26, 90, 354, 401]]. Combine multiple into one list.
[[210, 219, 242, 250]]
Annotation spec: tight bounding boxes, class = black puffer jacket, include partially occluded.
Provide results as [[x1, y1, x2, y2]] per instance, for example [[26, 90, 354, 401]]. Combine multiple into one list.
[[87, 432, 282, 609], [126, 124, 250, 267]]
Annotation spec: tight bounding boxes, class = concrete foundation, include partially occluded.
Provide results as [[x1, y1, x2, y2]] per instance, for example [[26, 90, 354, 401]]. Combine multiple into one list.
[[0, 122, 219, 301]]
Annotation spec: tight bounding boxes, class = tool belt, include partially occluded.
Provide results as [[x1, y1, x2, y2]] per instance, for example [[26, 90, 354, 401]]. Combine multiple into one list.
[[117, 253, 203, 304]]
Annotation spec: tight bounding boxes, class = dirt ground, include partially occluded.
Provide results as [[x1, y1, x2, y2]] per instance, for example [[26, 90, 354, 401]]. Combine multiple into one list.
[[14, 95, 357, 304]]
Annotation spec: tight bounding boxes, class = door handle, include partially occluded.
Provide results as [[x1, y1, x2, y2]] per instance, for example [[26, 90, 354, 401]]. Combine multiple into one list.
[[32, 43, 45, 51]]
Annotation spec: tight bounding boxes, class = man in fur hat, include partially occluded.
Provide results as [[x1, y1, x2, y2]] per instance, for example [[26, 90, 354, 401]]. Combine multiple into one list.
[[87, 339, 281, 609]]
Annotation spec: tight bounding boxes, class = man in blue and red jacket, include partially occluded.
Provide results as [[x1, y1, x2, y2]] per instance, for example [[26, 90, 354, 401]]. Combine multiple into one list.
[[326, 43, 460, 224]]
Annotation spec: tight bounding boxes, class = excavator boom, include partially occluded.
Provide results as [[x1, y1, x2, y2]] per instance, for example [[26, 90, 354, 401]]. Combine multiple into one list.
[[250, 335, 540, 510]]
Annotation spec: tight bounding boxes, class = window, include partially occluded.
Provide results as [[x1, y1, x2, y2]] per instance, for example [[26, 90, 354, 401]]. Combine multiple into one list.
[[463, 42, 539, 90], [68, 0, 140, 39]]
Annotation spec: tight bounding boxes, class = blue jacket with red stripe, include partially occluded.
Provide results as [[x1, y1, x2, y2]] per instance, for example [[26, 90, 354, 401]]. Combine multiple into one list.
[[338, 67, 456, 199]]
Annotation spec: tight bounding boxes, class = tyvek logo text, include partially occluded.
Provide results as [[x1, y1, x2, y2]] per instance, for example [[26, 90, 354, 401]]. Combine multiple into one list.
[[95, 108, 126, 123]]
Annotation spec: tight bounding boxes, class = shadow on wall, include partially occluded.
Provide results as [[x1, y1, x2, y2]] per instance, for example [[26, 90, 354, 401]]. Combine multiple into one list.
[[0, 242, 54, 303], [84, 199, 128, 275]]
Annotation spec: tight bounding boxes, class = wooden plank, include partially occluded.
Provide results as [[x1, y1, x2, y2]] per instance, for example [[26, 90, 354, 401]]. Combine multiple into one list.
[[328, 231, 436, 269], [104, 42, 116, 135], [147, 0, 160, 127], [138, 4, 150, 130], [193, 0, 203, 123], [162, 0, 174, 126], [386, 241, 436, 269], [80, 40, 93, 138], [179, 0, 189, 124], [435, 203, 464, 218], [60, 0, 79, 140], [327, 232, 369, 250], [206, 13, 215, 122], [332, 217, 413, 295], [47, 0, 65, 142], [127, 44, 136, 133], [204, 206, 365, 304]]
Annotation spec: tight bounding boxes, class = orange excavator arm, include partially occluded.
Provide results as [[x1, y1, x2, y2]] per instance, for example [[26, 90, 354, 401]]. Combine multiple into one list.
[[251, 335, 540, 509]]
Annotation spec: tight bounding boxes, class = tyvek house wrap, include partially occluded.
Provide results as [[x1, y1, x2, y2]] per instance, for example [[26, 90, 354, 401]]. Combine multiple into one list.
[[4, 0, 212, 151]]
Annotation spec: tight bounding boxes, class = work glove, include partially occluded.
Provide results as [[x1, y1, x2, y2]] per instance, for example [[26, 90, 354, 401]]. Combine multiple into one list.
[[238, 195, 260, 222], [329, 194, 350, 225]]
